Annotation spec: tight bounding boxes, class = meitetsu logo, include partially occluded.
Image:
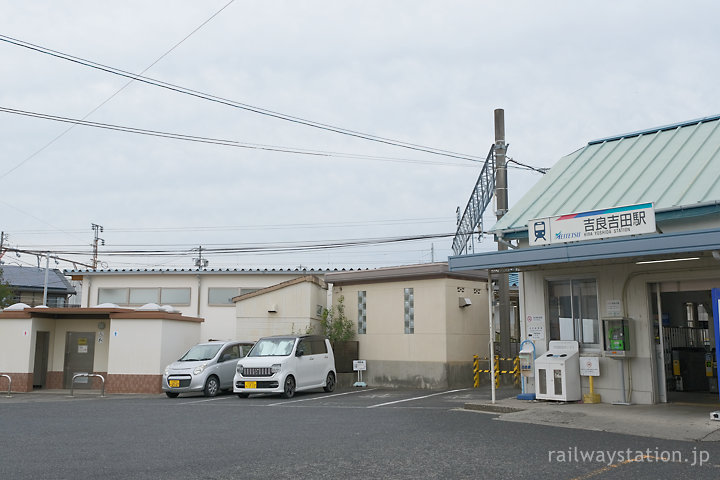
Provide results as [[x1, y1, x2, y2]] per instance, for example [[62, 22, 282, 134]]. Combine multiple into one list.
[[554, 231, 581, 241]]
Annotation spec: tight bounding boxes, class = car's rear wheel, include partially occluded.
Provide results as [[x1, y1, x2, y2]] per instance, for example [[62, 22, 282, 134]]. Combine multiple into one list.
[[203, 376, 220, 397], [282, 375, 296, 399], [237, 393, 249, 398], [323, 372, 336, 393], [165, 392, 179, 398]]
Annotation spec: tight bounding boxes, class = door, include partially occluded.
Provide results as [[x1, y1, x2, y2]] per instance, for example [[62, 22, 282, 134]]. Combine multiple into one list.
[[295, 339, 315, 388], [33, 331, 50, 389], [63, 332, 96, 389]]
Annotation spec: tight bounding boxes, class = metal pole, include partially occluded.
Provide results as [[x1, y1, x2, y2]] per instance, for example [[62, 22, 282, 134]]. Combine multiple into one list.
[[488, 272, 496, 404], [42, 252, 50, 306], [494, 109, 511, 358], [655, 283, 667, 403]]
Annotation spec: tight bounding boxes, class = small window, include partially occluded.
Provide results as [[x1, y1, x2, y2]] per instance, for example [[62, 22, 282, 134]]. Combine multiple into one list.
[[312, 339, 327, 354], [98, 288, 129, 305], [208, 287, 239, 305], [161, 288, 191, 305], [221, 345, 240, 361], [358, 291, 367, 334], [297, 339, 313, 356], [404, 288, 414, 334], [129, 288, 160, 305]]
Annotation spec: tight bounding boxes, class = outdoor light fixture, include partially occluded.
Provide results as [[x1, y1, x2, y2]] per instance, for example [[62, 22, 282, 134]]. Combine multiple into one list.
[[635, 257, 700, 265]]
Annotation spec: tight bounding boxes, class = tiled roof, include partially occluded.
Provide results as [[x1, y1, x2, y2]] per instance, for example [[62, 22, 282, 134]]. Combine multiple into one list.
[[0, 265, 75, 293]]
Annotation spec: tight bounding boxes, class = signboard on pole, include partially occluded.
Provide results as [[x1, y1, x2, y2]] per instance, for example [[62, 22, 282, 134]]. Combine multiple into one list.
[[529, 203, 656, 246]]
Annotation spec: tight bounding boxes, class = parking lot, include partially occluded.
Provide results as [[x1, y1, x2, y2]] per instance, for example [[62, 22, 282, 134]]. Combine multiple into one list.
[[2, 387, 720, 480]]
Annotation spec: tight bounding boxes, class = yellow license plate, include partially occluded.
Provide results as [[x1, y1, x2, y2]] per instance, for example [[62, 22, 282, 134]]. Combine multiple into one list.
[[245, 381, 257, 389], [169, 380, 180, 388]]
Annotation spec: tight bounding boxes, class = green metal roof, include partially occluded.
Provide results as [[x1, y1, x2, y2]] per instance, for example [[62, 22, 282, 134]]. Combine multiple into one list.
[[492, 115, 720, 233]]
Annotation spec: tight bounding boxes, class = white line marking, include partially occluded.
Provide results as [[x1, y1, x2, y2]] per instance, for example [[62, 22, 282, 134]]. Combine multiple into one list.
[[266, 388, 377, 406], [176, 395, 236, 405], [367, 389, 469, 408]]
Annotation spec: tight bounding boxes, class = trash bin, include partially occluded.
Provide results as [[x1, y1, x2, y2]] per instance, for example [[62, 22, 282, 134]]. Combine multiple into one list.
[[535, 340, 581, 401]]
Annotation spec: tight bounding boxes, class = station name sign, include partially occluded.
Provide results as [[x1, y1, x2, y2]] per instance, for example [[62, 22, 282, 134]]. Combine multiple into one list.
[[528, 203, 656, 246]]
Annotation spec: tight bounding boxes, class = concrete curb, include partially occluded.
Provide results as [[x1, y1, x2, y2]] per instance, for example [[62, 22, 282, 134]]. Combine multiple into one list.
[[463, 403, 526, 414]]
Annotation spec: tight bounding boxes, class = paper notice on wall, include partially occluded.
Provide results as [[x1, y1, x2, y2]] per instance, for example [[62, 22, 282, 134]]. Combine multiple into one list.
[[526, 315, 545, 340], [78, 345, 88, 354]]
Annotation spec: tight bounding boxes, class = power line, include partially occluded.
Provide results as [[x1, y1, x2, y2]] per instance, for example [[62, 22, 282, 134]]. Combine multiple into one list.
[[0, 105, 479, 167], [0, 33, 484, 163], [507, 156, 548, 174], [0, 1, 236, 181], [10, 216, 452, 237], [6, 232, 455, 258]]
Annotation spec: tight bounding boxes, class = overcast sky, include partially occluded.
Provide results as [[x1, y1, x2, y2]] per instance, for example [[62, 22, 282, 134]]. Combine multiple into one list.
[[1, 1, 719, 271]]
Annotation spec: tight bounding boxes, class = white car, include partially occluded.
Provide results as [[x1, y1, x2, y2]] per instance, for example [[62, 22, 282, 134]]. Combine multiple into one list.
[[163, 340, 254, 398], [234, 335, 336, 399]]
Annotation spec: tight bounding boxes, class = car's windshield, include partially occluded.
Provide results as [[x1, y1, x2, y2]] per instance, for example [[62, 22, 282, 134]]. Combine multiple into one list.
[[179, 344, 223, 361], [248, 338, 295, 357]]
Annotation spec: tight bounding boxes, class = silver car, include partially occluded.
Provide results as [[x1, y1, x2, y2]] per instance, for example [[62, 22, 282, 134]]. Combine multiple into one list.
[[163, 341, 254, 398]]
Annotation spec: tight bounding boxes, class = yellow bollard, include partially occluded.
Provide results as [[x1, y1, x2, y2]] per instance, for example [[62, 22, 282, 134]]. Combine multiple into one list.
[[494, 355, 500, 389], [583, 375, 602, 403], [473, 355, 480, 388]]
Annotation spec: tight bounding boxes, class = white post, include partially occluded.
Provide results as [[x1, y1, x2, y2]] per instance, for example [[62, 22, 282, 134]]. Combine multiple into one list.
[[488, 272, 495, 404], [42, 252, 50, 306]]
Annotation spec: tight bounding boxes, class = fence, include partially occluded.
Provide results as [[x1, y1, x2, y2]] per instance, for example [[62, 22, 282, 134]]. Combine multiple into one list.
[[473, 355, 520, 388]]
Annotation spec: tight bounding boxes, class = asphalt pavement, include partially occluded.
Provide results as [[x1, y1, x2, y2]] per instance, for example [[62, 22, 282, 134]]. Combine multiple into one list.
[[2, 386, 720, 479]]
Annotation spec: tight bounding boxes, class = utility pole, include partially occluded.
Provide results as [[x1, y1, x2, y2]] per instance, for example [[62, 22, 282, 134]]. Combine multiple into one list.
[[194, 246, 209, 269], [91, 223, 104, 270], [0, 231, 7, 262], [494, 109, 511, 357], [42, 252, 50, 306]]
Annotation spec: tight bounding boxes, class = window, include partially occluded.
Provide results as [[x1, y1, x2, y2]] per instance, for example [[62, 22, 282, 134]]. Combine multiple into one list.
[[129, 288, 159, 305], [220, 345, 240, 361], [208, 287, 239, 305], [99, 287, 191, 306], [311, 339, 327, 354], [357, 291, 367, 334], [404, 288, 414, 334], [548, 279, 599, 347], [297, 339, 313, 355], [98, 288, 129, 304], [160, 288, 191, 305]]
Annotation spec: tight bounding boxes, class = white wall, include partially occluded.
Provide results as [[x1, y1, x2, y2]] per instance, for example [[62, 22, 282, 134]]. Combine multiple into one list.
[[79, 272, 303, 342], [235, 282, 326, 341], [0, 318, 34, 373]]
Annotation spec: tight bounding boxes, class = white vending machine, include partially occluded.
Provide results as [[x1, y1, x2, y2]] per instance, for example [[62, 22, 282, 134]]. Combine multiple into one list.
[[534, 340, 581, 402]]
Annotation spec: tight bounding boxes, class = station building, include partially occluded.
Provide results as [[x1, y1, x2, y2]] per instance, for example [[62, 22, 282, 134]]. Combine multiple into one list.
[[450, 115, 720, 404]]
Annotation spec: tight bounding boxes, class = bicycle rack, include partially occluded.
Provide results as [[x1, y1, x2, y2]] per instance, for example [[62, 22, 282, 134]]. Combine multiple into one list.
[[0, 374, 11, 397], [70, 373, 106, 398]]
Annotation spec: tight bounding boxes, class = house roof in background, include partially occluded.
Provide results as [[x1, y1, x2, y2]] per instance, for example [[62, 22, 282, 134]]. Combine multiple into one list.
[[0, 265, 75, 294], [493, 115, 720, 233]]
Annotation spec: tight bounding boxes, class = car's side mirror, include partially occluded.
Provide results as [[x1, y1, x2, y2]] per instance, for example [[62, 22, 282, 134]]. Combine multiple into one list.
[[220, 353, 232, 363], [295, 348, 304, 357]]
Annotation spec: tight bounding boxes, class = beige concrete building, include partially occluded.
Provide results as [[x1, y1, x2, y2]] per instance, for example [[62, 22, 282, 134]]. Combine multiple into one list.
[[67, 269, 325, 341], [325, 263, 489, 389], [0, 304, 201, 393], [232, 275, 328, 340]]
